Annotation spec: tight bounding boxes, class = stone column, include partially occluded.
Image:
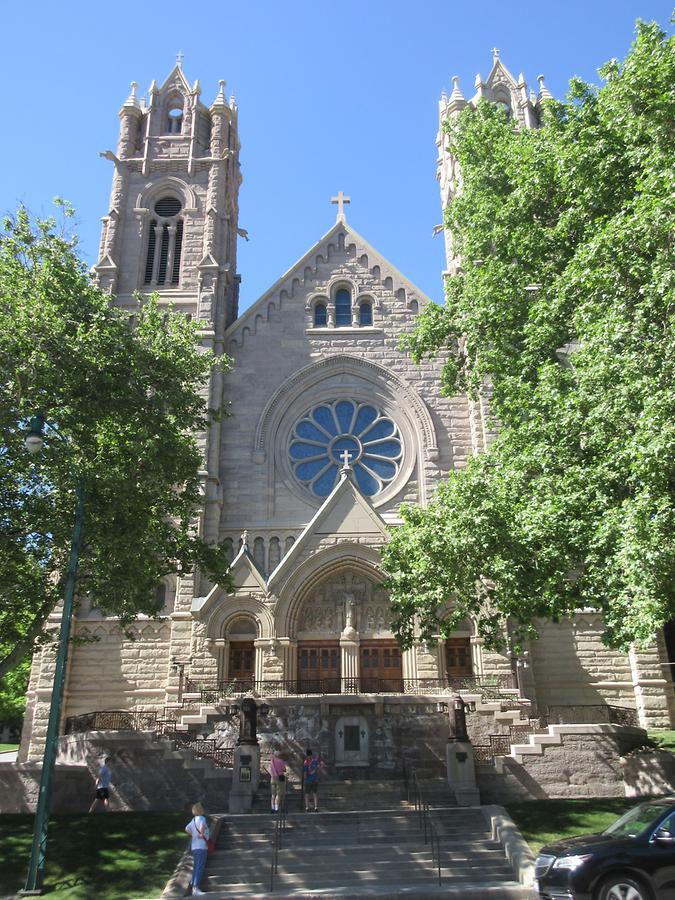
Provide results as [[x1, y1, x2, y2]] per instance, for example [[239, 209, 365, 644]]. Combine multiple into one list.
[[402, 647, 417, 680], [340, 638, 360, 692], [253, 639, 267, 684], [276, 638, 297, 684]]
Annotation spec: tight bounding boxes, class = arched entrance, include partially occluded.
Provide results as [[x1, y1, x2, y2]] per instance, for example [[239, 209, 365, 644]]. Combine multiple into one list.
[[293, 567, 402, 693]]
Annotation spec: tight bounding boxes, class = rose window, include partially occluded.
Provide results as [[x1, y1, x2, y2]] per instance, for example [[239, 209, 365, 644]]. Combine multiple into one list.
[[289, 400, 403, 497]]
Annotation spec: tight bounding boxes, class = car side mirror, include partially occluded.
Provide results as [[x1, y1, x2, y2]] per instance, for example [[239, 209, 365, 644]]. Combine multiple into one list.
[[655, 828, 675, 844]]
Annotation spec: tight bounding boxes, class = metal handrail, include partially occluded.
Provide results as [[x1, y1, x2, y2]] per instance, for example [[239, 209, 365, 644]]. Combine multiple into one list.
[[269, 790, 287, 892], [406, 766, 443, 886]]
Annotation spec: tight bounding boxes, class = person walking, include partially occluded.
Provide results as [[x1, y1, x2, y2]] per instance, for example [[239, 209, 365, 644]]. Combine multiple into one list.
[[303, 748, 324, 812], [88, 756, 113, 813], [269, 748, 287, 812], [185, 802, 209, 896]]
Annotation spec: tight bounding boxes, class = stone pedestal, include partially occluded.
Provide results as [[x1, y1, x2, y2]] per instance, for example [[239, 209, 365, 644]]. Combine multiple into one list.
[[446, 740, 480, 806], [228, 744, 260, 813]]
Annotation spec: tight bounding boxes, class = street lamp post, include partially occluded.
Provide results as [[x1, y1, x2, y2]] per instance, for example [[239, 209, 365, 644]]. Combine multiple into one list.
[[21, 415, 86, 895]]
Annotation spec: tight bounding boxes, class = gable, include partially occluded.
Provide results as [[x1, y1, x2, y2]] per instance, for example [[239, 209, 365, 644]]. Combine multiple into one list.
[[225, 220, 436, 354]]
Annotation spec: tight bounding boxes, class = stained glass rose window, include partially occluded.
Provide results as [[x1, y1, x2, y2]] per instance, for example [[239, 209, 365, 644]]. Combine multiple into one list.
[[289, 400, 403, 497]]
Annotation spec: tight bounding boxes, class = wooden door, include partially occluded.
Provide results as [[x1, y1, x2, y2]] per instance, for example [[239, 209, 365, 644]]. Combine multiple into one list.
[[445, 638, 472, 680], [298, 641, 341, 693], [228, 641, 255, 688], [360, 641, 403, 692]]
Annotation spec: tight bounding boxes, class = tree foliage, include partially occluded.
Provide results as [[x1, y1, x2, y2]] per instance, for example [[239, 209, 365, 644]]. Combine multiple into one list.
[[384, 22, 675, 651], [0, 204, 231, 677]]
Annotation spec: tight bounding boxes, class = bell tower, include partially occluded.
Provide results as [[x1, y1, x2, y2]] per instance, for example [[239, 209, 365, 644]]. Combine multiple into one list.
[[436, 50, 551, 275], [94, 58, 242, 330]]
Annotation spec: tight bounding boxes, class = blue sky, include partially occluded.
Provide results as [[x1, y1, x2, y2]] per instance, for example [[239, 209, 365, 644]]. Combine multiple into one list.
[[1, 1, 671, 311]]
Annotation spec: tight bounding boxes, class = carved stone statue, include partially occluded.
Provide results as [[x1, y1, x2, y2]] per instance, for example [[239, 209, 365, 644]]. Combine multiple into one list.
[[342, 592, 357, 639]]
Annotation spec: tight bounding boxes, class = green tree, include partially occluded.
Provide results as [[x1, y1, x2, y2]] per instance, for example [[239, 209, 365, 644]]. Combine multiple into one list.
[[0, 204, 231, 678], [384, 21, 675, 651]]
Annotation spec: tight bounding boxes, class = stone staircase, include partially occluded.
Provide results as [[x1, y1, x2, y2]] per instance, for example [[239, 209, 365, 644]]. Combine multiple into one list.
[[252, 776, 455, 813], [198, 807, 528, 897]]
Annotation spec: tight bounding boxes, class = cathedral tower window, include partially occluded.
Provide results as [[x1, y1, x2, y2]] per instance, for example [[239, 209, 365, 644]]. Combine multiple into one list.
[[314, 303, 327, 327], [165, 103, 184, 134], [334, 288, 352, 326], [359, 301, 373, 326], [144, 196, 184, 287]]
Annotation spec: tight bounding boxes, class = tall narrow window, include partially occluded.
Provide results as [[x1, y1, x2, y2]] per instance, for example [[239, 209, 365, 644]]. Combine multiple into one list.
[[314, 303, 327, 327], [171, 220, 183, 285], [157, 225, 170, 284], [335, 288, 352, 326], [144, 220, 157, 284], [143, 197, 184, 288], [359, 301, 372, 326]]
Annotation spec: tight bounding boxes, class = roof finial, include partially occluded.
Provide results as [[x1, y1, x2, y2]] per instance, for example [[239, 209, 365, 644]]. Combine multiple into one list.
[[449, 75, 465, 103], [123, 81, 140, 109], [211, 79, 228, 109], [331, 191, 351, 222], [176, 50, 184, 68], [340, 449, 353, 474], [492, 46, 500, 61], [537, 74, 553, 102], [240, 529, 249, 548]]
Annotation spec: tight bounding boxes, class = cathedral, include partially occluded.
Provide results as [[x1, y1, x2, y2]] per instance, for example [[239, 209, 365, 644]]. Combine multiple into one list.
[[19, 55, 674, 775]]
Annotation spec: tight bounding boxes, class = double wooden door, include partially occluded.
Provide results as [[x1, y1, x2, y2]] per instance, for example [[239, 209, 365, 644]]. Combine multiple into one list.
[[298, 641, 341, 693], [229, 641, 255, 686], [360, 640, 403, 692], [445, 638, 472, 680]]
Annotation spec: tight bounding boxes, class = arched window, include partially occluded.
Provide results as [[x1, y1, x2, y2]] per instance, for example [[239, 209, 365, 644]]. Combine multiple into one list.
[[165, 103, 184, 134], [253, 536, 265, 573], [223, 538, 234, 564], [359, 301, 373, 326], [409, 300, 419, 315], [144, 196, 184, 287], [268, 537, 281, 572], [334, 288, 352, 326], [314, 303, 327, 327]]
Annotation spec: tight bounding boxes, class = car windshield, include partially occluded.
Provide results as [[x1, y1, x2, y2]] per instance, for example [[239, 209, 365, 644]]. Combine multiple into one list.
[[603, 803, 669, 839]]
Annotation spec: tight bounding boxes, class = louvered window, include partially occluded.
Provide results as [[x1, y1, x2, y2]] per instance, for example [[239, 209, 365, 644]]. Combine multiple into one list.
[[143, 197, 184, 288]]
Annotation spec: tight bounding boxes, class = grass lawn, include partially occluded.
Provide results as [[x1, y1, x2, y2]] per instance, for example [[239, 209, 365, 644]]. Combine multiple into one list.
[[0, 812, 188, 900], [648, 729, 675, 753], [506, 798, 638, 856], [0, 745, 18, 753]]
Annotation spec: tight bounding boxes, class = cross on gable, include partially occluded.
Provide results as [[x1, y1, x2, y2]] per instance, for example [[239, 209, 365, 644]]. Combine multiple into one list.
[[331, 191, 351, 221], [340, 449, 353, 467], [176, 50, 184, 68]]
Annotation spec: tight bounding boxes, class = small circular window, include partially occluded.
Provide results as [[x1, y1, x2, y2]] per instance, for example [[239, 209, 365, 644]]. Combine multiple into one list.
[[154, 197, 182, 218], [289, 400, 403, 497]]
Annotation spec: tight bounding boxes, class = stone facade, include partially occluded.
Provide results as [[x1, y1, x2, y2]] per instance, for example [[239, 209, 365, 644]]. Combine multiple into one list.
[[19, 56, 674, 780]]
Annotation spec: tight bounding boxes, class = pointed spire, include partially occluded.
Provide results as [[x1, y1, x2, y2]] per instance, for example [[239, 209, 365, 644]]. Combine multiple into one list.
[[211, 79, 228, 110], [229, 94, 237, 110], [474, 72, 486, 99], [537, 74, 553, 102]]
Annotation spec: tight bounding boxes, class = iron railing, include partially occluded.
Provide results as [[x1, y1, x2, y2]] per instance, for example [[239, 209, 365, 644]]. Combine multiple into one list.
[[406, 766, 442, 886], [547, 704, 638, 727], [179, 673, 519, 701], [64, 709, 235, 767]]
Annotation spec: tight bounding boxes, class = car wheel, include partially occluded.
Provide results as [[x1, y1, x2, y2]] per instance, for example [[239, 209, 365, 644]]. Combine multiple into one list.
[[596, 875, 651, 900]]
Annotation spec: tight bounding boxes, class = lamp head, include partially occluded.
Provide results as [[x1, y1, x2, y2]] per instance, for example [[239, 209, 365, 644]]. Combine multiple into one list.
[[25, 414, 45, 454]]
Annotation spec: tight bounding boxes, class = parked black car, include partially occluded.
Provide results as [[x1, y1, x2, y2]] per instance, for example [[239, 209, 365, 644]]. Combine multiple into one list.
[[536, 797, 675, 900]]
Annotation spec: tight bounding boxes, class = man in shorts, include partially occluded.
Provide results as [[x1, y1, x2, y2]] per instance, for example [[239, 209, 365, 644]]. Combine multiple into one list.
[[89, 756, 113, 812], [303, 748, 324, 812]]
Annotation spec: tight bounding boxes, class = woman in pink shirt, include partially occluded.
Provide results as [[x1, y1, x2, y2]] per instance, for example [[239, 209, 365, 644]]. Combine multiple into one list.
[[269, 749, 287, 812]]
